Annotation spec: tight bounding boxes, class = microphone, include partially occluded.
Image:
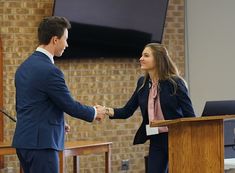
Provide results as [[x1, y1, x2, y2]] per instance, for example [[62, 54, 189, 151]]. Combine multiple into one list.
[[0, 108, 17, 122]]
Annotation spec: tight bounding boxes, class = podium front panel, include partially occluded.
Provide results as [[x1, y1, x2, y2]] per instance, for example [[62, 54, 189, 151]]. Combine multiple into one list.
[[168, 119, 224, 173]]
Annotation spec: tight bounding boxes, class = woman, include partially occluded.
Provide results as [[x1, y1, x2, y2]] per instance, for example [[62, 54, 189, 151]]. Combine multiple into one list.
[[105, 43, 195, 173]]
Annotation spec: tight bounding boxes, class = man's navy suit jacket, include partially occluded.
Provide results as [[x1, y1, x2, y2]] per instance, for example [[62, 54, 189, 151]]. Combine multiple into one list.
[[111, 76, 195, 145], [12, 51, 95, 151]]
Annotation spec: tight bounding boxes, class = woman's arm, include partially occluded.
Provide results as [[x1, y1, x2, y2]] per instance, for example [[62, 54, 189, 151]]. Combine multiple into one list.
[[106, 77, 144, 119]]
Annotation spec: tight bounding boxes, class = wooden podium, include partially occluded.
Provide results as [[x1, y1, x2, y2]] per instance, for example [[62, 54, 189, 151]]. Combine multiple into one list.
[[150, 115, 235, 173]]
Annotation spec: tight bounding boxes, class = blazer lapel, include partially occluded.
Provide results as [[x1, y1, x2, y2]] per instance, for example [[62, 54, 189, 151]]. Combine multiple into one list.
[[139, 83, 150, 122]]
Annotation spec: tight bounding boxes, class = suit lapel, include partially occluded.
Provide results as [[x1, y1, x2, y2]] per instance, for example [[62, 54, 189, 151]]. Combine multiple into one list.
[[139, 83, 150, 122]]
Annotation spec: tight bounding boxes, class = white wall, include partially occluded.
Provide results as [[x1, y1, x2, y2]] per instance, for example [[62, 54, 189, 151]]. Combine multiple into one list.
[[185, 0, 235, 115]]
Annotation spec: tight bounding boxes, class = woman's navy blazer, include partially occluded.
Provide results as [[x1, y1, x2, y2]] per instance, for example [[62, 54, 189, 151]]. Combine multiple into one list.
[[111, 76, 195, 145]]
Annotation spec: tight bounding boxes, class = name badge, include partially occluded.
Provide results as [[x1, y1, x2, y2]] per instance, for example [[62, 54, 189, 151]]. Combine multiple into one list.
[[146, 124, 159, 136]]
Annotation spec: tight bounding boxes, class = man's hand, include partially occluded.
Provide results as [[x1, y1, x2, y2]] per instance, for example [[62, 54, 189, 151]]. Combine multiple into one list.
[[95, 105, 106, 121], [65, 122, 70, 133]]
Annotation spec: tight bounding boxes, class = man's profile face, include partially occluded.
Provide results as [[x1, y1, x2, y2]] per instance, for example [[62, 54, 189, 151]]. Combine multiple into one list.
[[54, 29, 69, 57]]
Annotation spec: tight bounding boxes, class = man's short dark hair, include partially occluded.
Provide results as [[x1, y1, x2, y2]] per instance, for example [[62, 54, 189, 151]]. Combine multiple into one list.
[[38, 16, 71, 45]]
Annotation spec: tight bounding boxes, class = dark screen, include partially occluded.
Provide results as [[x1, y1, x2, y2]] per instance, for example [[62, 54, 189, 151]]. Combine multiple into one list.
[[53, 0, 169, 58]]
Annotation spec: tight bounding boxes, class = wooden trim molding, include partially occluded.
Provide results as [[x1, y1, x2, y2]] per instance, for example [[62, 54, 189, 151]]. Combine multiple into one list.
[[0, 36, 4, 168]]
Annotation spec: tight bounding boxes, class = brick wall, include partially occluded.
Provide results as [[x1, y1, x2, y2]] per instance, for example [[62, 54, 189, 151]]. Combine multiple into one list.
[[0, 0, 185, 172]]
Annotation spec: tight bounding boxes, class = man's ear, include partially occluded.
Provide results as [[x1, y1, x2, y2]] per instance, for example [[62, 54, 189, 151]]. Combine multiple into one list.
[[51, 36, 59, 45]]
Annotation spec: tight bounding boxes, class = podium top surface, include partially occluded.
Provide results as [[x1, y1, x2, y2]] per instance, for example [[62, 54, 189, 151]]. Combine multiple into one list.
[[150, 115, 235, 127]]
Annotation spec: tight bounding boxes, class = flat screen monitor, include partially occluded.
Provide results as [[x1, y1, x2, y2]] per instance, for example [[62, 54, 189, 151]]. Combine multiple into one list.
[[53, 0, 169, 58]]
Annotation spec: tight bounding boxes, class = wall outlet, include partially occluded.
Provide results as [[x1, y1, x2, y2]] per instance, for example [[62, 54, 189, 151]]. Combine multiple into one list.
[[121, 159, 129, 170]]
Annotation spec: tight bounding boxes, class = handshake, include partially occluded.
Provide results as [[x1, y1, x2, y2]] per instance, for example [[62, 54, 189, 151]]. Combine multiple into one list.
[[94, 105, 114, 121]]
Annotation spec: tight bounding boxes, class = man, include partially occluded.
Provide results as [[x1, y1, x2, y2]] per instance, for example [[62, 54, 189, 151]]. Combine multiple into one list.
[[12, 16, 106, 173]]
